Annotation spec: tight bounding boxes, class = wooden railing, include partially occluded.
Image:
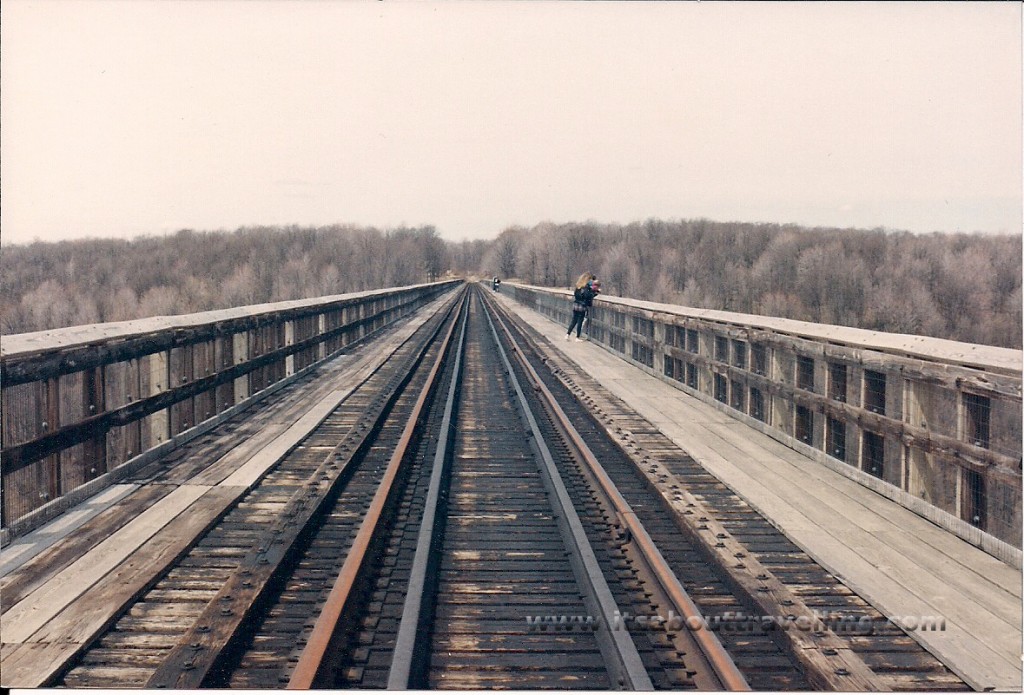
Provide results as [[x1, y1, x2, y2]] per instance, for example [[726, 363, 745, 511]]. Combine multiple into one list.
[[1, 280, 461, 537], [502, 282, 1022, 561]]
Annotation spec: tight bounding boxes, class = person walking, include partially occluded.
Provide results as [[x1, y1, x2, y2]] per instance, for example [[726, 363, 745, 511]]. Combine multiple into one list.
[[566, 273, 597, 342]]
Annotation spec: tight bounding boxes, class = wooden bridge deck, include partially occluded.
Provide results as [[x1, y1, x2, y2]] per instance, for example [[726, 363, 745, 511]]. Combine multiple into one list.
[[492, 290, 1023, 692], [0, 295, 446, 688], [1, 287, 1021, 690]]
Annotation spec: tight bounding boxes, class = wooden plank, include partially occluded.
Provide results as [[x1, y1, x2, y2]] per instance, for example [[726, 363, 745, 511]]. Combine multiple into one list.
[[45, 378, 61, 502], [694, 421, 1023, 616], [783, 533, 1021, 691], [1, 484, 208, 643], [29, 486, 238, 646], [705, 421, 1023, 602], [0, 487, 236, 687], [219, 390, 350, 489], [1, 641, 82, 688], [0, 483, 142, 585], [186, 423, 290, 486]]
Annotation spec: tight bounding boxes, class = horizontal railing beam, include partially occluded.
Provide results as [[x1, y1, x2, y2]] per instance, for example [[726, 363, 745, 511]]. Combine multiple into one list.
[[1, 280, 462, 531], [499, 281, 1022, 554]]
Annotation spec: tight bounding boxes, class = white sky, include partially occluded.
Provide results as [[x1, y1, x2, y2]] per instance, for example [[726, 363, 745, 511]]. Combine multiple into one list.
[[1, 1, 1021, 244]]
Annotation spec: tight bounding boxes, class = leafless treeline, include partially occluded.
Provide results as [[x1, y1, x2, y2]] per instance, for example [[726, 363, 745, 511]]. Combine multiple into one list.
[[2, 225, 486, 335], [2, 219, 1020, 348], [480, 219, 1022, 349]]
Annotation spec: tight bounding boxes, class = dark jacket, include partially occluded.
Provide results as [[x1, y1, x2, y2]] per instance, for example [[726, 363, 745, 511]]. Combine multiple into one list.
[[580, 286, 598, 307], [573, 286, 597, 311]]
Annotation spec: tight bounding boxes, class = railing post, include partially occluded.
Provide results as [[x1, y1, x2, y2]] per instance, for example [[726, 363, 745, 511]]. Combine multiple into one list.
[[44, 377, 61, 504], [83, 365, 107, 479], [149, 350, 170, 445], [233, 332, 250, 402], [285, 321, 296, 377], [318, 314, 327, 360]]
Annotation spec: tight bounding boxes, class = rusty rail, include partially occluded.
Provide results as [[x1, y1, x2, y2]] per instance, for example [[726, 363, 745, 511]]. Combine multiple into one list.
[[481, 297, 654, 690], [286, 292, 467, 689], [500, 281, 1022, 558], [483, 290, 751, 691], [386, 295, 469, 689], [1, 281, 461, 536]]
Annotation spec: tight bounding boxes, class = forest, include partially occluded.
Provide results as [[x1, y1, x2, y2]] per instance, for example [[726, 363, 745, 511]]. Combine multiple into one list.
[[2, 219, 1020, 349]]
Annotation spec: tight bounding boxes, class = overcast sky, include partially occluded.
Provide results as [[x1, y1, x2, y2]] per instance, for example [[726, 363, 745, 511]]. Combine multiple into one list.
[[1, 1, 1020, 245]]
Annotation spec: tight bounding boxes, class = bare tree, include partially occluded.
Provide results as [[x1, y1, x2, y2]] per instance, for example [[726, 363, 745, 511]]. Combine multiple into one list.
[[494, 228, 522, 278], [2, 219, 1020, 348]]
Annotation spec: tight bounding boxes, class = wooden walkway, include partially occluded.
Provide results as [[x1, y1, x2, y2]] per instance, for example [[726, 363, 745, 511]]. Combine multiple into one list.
[[0, 295, 448, 688], [493, 290, 1023, 692]]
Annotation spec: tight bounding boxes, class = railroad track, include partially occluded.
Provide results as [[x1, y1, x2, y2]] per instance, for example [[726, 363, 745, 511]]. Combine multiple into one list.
[[56, 288, 465, 688], [319, 288, 743, 690], [482, 288, 970, 692], [48, 283, 967, 690]]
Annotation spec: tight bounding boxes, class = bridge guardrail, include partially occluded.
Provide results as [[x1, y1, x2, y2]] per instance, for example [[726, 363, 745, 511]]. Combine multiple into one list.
[[502, 282, 1022, 561], [1, 280, 461, 538]]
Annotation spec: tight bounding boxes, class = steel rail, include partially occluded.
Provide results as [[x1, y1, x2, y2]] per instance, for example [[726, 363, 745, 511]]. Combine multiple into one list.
[[286, 293, 468, 689], [484, 291, 751, 692], [481, 296, 655, 691], [142, 289, 468, 690], [386, 292, 469, 689]]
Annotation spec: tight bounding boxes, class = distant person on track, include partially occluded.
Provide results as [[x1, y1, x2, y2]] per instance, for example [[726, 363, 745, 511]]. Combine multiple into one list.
[[492, 276, 501, 292], [566, 273, 598, 342]]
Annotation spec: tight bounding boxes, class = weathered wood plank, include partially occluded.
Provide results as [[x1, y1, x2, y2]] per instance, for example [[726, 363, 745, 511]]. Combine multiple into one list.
[[707, 421, 1023, 598], [1, 484, 208, 644], [0, 487, 235, 687], [218, 390, 350, 489], [0, 484, 153, 604], [1, 641, 82, 688], [29, 486, 238, 646], [185, 423, 290, 486]]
